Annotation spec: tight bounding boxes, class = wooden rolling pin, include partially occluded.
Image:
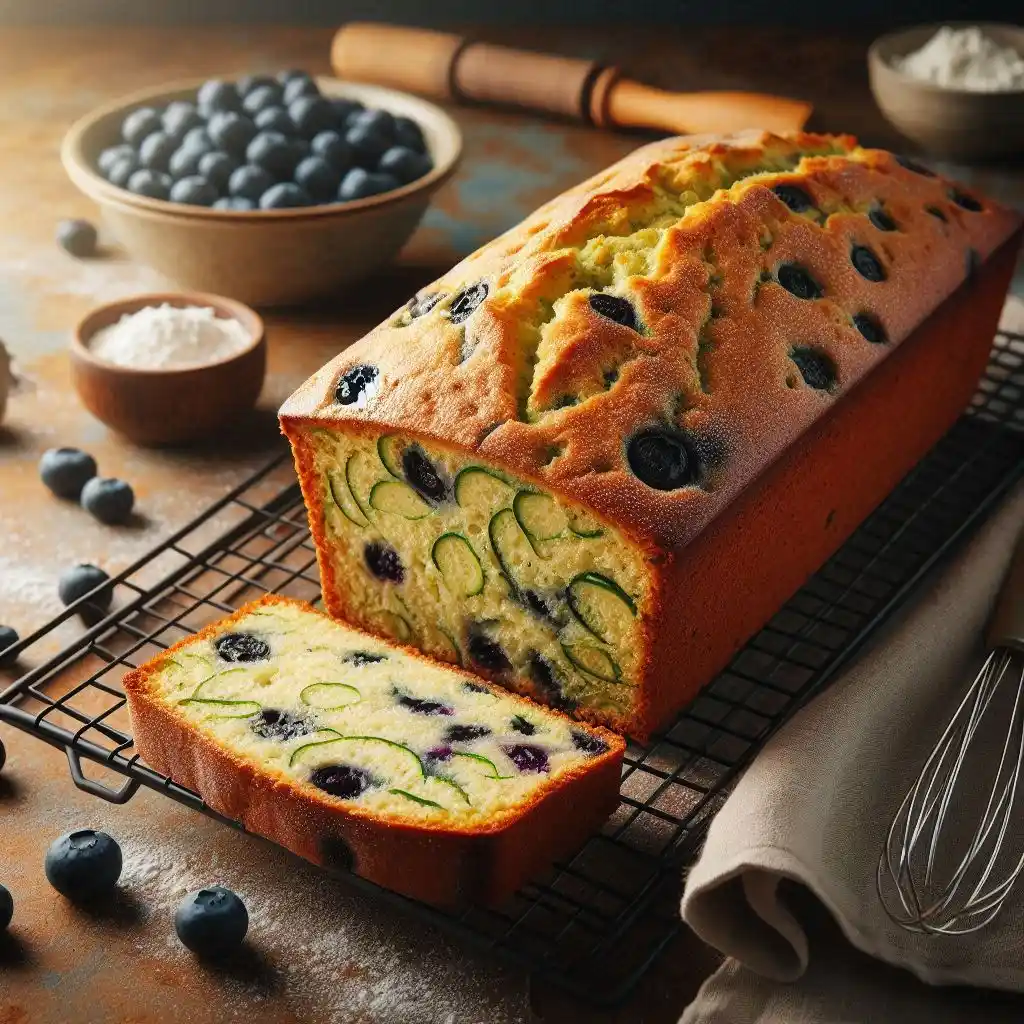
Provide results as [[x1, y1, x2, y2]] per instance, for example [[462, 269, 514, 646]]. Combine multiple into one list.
[[330, 23, 813, 136]]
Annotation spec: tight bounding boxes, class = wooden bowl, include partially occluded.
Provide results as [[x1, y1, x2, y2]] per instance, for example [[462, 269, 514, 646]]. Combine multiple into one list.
[[72, 292, 265, 446], [868, 23, 1024, 161], [61, 79, 462, 307]]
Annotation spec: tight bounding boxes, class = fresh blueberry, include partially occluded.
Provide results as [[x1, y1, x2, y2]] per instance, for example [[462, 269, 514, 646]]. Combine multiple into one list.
[[627, 429, 698, 491], [402, 446, 448, 502], [44, 829, 122, 901], [288, 96, 335, 140], [335, 363, 378, 405], [776, 262, 823, 300], [207, 111, 257, 158], [168, 144, 209, 180], [445, 723, 490, 742], [197, 79, 241, 116], [39, 447, 97, 499], [80, 477, 135, 524], [571, 730, 608, 756], [246, 131, 301, 179], [0, 625, 19, 669], [198, 151, 239, 192], [791, 347, 837, 391], [851, 245, 886, 282], [249, 708, 314, 741], [363, 540, 404, 583], [310, 763, 374, 799], [121, 107, 162, 147], [349, 108, 396, 141], [212, 196, 256, 211], [175, 886, 248, 958], [510, 714, 536, 736], [215, 632, 270, 663], [397, 693, 454, 716], [56, 218, 98, 257], [377, 145, 432, 185], [170, 175, 219, 206], [259, 182, 312, 209], [392, 115, 426, 153], [503, 744, 550, 774], [127, 169, 172, 200], [467, 631, 511, 674], [282, 75, 320, 105], [338, 166, 398, 201], [589, 293, 640, 332], [448, 282, 489, 325], [342, 650, 387, 666], [0, 884, 12, 930], [58, 564, 112, 610], [228, 164, 276, 203], [242, 83, 283, 117], [293, 156, 341, 202], [138, 131, 177, 172], [162, 102, 204, 144], [107, 155, 139, 189], [310, 131, 353, 172], [277, 68, 314, 87], [237, 74, 277, 97], [181, 125, 212, 150], [98, 144, 136, 176], [252, 106, 293, 136], [331, 98, 365, 128], [344, 122, 392, 167]]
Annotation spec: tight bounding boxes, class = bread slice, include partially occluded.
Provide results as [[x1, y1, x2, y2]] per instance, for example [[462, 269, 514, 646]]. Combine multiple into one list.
[[123, 595, 623, 907]]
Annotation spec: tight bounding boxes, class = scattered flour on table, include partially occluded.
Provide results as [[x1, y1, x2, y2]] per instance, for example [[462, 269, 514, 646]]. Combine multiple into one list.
[[895, 26, 1024, 92]]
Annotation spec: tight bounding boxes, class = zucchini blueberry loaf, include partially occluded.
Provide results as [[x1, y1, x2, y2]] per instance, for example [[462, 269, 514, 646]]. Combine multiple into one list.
[[281, 130, 1022, 738], [123, 596, 622, 907]]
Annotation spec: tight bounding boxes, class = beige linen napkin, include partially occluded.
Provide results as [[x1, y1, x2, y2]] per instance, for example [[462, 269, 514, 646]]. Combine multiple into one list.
[[680, 476, 1024, 1022]]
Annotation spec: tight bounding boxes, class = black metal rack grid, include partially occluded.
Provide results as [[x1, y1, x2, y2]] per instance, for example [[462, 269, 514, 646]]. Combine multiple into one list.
[[2, 328, 1024, 1005]]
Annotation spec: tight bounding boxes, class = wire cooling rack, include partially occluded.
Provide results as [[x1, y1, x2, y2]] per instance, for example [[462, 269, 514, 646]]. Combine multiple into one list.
[[2, 328, 1024, 1005]]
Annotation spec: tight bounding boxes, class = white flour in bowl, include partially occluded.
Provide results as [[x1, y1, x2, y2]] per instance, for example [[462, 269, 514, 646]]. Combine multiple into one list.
[[895, 26, 1024, 92]]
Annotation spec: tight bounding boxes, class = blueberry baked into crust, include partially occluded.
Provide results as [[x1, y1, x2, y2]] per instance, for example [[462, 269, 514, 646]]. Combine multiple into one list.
[[280, 130, 1022, 738], [122, 596, 623, 907]]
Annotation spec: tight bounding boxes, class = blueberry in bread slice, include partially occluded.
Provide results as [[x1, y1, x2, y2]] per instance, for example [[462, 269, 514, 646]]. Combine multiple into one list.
[[280, 130, 1022, 738], [123, 596, 623, 907]]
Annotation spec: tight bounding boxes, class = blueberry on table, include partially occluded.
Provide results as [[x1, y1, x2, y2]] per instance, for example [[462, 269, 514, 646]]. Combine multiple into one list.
[[228, 164, 276, 203], [282, 74, 319, 105], [0, 625, 19, 669], [57, 564, 112, 610], [242, 83, 284, 117], [215, 632, 271, 663], [197, 78, 241, 116], [97, 143, 135, 176], [80, 477, 135, 524], [253, 106, 294, 136], [175, 886, 248, 958], [288, 95, 335, 140], [207, 111, 257, 158], [198, 150, 239, 192], [392, 115, 426, 153], [44, 829, 122, 901], [310, 131, 353, 172], [170, 175, 219, 207], [0, 884, 12, 930], [344, 122, 392, 167], [259, 182, 312, 209], [377, 145, 432, 185], [338, 167, 398, 201], [121, 106, 161, 147], [56, 218, 98, 258], [213, 196, 256, 211], [39, 446, 97, 499], [237, 73, 277, 97], [162, 101, 204, 144], [293, 156, 341, 202], [107, 155, 139, 189], [246, 131, 301, 179], [138, 131, 177, 172], [127, 169, 172, 201]]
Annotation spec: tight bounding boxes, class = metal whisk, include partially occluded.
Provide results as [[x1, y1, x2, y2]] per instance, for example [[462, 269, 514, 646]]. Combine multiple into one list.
[[878, 535, 1024, 935]]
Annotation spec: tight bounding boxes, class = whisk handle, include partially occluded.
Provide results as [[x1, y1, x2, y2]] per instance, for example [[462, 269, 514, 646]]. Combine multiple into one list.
[[986, 532, 1024, 652]]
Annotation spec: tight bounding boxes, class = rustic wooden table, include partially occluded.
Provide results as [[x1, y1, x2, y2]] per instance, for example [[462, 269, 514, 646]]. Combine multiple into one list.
[[0, 24, 1020, 1024]]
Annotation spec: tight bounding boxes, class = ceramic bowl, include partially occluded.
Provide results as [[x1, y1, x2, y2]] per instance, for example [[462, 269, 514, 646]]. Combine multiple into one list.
[[72, 291, 265, 446], [61, 79, 462, 306], [868, 23, 1024, 161]]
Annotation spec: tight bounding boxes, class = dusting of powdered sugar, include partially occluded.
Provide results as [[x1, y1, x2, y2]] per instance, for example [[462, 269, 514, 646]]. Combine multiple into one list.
[[117, 827, 533, 1024]]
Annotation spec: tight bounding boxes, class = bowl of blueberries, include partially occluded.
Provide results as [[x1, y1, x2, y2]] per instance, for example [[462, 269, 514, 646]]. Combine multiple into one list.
[[62, 70, 461, 306]]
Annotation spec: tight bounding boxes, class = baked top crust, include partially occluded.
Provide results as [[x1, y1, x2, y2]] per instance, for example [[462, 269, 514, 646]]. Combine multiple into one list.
[[280, 130, 1021, 551]]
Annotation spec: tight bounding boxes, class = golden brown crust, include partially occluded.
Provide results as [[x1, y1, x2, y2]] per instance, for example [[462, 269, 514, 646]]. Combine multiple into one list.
[[122, 595, 623, 907], [279, 130, 1020, 552]]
